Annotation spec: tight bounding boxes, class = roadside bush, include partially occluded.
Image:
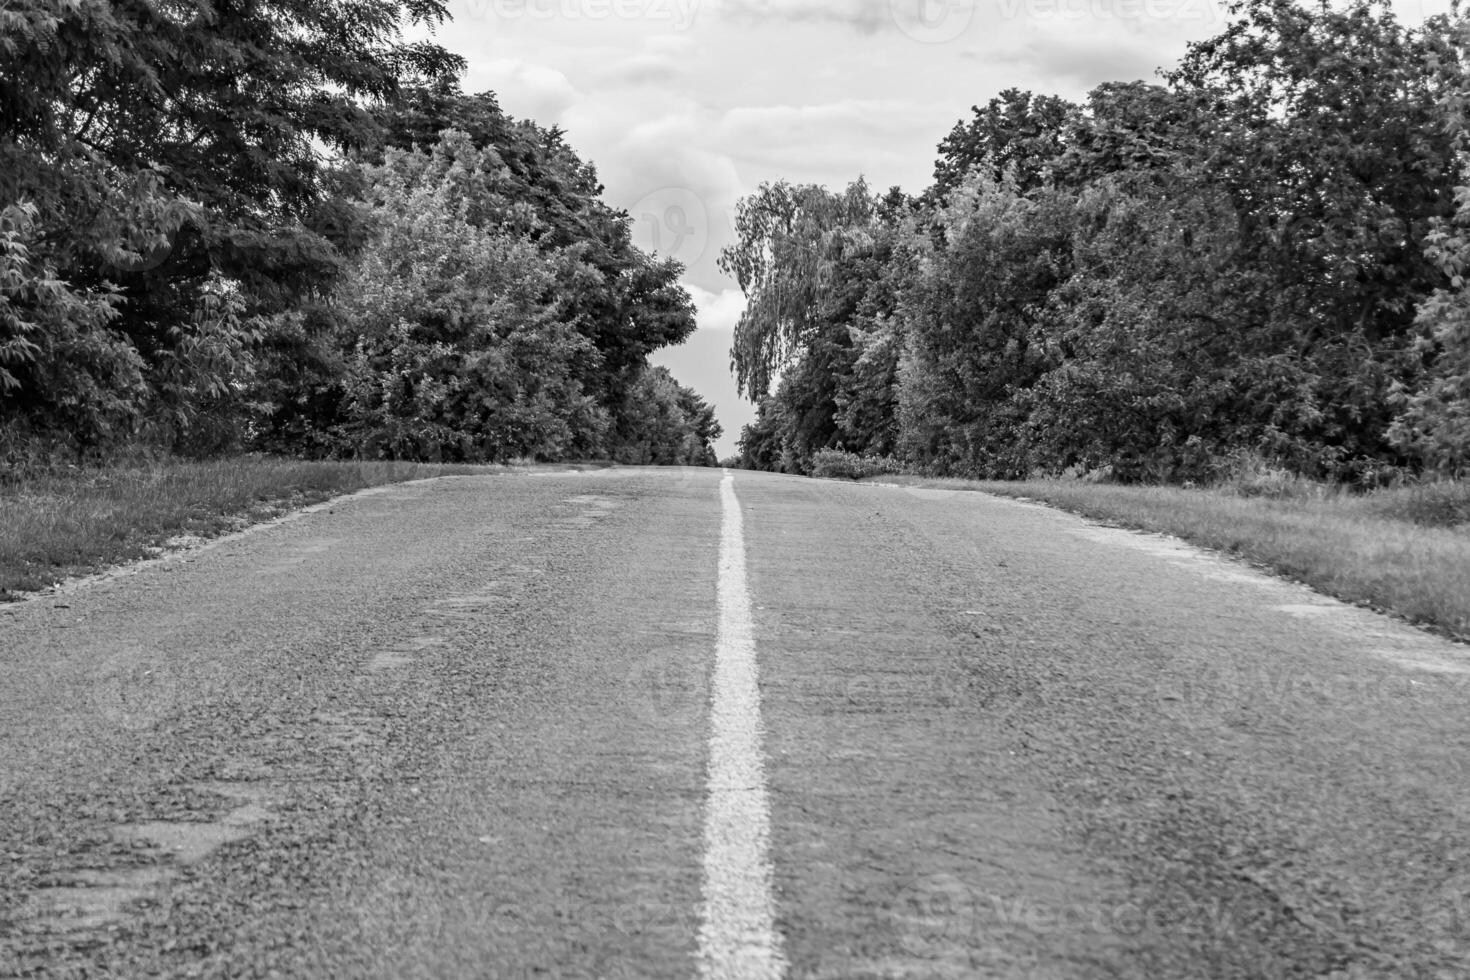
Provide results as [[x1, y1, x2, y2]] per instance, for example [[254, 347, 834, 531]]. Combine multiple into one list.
[[809, 449, 904, 480], [1213, 451, 1332, 500], [1362, 480, 1470, 528]]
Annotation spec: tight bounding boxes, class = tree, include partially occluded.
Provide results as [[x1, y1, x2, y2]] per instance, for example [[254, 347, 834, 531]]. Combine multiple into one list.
[[831, 223, 910, 458], [287, 127, 719, 465], [931, 89, 1076, 200], [1167, 0, 1464, 346], [373, 83, 699, 443], [1388, 185, 1470, 475], [1, 0, 464, 455], [326, 133, 608, 462], [894, 176, 1073, 476], [1021, 174, 1293, 481], [611, 367, 723, 466], [716, 1, 1469, 484], [1388, 8, 1470, 475], [0, 202, 141, 460], [721, 179, 877, 403], [736, 397, 795, 473], [1051, 82, 1220, 187]]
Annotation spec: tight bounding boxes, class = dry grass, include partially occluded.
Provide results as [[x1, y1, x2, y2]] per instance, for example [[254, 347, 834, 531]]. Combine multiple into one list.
[[0, 456, 491, 598], [871, 475, 1470, 643]]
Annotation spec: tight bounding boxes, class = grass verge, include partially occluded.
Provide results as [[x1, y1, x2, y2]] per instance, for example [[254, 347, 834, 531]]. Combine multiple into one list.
[[869, 475, 1470, 643], [0, 456, 490, 599]]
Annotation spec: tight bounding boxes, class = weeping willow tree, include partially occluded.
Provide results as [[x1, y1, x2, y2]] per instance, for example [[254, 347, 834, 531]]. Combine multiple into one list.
[[720, 179, 878, 401]]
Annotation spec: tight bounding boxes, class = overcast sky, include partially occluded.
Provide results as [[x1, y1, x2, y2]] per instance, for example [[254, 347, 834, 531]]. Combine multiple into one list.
[[428, 0, 1448, 456]]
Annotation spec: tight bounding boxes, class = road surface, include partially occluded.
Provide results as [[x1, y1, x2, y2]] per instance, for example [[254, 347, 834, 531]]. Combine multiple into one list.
[[3, 467, 1470, 979]]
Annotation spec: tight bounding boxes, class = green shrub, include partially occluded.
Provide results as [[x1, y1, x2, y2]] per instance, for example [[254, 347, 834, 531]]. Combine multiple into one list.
[[1361, 480, 1470, 528], [1213, 451, 1332, 500], [809, 449, 903, 480]]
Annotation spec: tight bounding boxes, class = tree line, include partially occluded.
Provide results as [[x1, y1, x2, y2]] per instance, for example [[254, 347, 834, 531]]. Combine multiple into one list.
[[725, 0, 1469, 484], [1, 1, 720, 468]]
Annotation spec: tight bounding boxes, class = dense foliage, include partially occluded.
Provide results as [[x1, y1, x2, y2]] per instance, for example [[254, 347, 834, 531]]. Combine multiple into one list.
[[1, 2, 719, 467], [728, 0, 1469, 483]]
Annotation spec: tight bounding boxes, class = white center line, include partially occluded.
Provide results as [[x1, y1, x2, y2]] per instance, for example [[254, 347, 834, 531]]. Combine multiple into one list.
[[698, 471, 787, 980]]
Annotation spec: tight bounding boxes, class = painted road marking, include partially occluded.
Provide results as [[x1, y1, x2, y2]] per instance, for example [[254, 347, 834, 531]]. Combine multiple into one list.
[[698, 471, 787, 980]]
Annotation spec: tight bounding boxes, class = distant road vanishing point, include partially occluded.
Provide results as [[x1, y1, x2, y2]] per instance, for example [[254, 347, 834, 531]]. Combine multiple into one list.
[[4, 467, 1470, 978]]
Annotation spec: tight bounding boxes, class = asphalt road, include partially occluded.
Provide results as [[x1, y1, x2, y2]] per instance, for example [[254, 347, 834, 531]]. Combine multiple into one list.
[[3, 467, 1470, 979]]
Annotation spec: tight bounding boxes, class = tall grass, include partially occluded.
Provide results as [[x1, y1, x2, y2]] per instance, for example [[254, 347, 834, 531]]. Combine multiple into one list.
[[0, 457, 485, 597], [872, 474, 1470, 643]]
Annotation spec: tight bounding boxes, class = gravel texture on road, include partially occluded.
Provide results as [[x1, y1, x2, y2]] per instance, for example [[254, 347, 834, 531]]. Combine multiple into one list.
[[3, 468, 1469, 979]]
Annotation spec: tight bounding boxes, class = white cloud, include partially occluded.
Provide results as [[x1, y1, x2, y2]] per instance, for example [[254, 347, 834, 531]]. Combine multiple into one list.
[[473, 58, 581, 123], [715, 99, 948, 189], [1018, 35, 1167, 86], [558, 104, 746, 291], [644, 32, 698, 54], [600, 52, 683, 86], [686, 284, 747, 332]]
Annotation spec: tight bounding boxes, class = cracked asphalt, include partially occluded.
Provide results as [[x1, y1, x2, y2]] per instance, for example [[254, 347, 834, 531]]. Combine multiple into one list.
[[3, 467, 1470, 979]]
